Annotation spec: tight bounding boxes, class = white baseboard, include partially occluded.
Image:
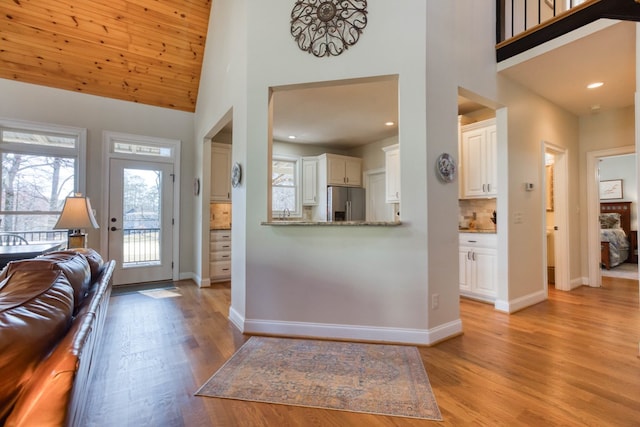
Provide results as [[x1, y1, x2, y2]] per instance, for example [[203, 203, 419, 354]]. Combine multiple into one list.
[[570, 277, 583, 289], [494, 289, 547, 313], [229, 307, 244, 332], [179, 271, 210, 287], [233, 317, 463, 346]]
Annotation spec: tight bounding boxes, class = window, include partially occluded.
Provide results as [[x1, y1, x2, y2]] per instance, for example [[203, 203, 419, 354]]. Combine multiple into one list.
[[0, 119, 86, 242], [272, 156, 301, 218]]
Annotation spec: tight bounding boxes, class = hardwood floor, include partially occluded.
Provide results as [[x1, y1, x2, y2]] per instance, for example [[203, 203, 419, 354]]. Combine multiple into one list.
[[84, 278, 640, 426]]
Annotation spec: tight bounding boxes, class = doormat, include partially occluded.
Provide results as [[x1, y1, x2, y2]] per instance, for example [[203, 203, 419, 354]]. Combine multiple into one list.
[[196, 336, 442, 421], [137, 288, 181, 299]]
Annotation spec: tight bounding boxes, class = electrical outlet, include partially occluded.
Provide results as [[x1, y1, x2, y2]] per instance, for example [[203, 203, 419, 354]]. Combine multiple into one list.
[[431, 293, 439, 310]]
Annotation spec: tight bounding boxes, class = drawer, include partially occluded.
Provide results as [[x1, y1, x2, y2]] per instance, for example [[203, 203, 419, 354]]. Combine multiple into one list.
[[459, 233, 497, 249], [211, 251, 231, 261], [210, 261, 231, 277], [210, 240, 232, 252], [210, 230, 231, 241]]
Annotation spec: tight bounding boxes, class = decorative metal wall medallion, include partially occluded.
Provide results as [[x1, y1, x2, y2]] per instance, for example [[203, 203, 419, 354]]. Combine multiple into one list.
[[291, 0, 368, 57]]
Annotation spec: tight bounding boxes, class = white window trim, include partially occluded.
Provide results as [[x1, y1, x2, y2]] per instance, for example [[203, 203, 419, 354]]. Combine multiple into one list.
[[102, 131, 181, 282], [0, 117, 87, 194], [272, 155, 302, 218]]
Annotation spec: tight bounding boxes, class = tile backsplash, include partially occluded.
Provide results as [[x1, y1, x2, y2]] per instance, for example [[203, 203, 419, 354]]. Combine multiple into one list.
[[459, 198, 497, 230]]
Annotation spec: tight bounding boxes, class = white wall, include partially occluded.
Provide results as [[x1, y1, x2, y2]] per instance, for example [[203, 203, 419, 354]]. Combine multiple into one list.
[[194, 0, 248, 303], [195, 0, 595, 342], [498, 77, 581, 301], [196, 0, 465, 344], [579, 106, 636, 274], [456, 0, 583, 307], [0, 78, 196, 275]]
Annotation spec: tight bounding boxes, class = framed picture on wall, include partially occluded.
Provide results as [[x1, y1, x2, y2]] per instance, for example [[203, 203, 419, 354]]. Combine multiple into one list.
[[599, 179, 623, 200]]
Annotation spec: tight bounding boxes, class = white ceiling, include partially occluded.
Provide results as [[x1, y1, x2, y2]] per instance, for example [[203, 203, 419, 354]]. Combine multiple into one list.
[[499, 20, 636, 116], [266, 19, 635, 150], [272, 77, 398, 149]]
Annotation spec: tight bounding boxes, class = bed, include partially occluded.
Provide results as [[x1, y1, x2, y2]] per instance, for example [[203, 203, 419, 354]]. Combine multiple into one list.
[[600, 202, 631, 269]]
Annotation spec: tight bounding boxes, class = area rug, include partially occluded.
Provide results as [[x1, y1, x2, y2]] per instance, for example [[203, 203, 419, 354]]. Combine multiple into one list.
[[601, 263, 638, 280], [195, 336, 442, 421]]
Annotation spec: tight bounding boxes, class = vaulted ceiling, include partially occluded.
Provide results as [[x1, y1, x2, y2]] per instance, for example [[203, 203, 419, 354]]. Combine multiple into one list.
[[0, 0, 212, 112]]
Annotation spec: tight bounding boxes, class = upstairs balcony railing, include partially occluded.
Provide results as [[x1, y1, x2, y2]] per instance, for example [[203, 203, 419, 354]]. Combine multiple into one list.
[[498, 0, 592, 42], [497, 0, 640, 61]]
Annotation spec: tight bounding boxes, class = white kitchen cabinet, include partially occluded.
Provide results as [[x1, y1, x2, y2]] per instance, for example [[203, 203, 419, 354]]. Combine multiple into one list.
[[323, 153, 362, 187], [302, 156, 318, 206], [211, 142, 231, 202], [459, 233, 497, 301], [382, 144, 400, 203], [210, 229, 231, 281], [460, 118, 497, 198]]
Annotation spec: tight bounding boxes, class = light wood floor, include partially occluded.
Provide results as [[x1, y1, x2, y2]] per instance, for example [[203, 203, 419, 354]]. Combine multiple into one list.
[[84, 277, 640, 426]]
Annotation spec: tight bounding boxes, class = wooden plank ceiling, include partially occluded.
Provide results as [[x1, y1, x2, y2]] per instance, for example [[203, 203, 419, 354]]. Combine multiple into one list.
[[0, 0, 212, 112]]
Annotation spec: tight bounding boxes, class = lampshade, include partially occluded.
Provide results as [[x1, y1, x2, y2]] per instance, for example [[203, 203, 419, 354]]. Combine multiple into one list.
[[54, 194, 99, 230]]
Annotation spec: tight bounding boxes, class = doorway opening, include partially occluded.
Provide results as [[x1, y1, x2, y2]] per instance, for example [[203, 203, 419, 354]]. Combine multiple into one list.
[[586, 146, 637, 287], [201, 111, 233, 288], [543, 143, 570, 291]]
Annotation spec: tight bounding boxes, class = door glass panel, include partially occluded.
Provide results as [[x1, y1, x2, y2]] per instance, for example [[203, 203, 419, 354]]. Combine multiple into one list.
[[122, 168, 162, 267]]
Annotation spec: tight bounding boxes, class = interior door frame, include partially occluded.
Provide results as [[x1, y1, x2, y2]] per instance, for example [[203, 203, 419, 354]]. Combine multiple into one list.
[[586, 145, 635, 288], [101, 131, 181, 282], [543, 142, 570, 291]]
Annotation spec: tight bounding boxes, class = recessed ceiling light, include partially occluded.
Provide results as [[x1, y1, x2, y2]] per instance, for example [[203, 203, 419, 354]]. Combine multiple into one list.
[[288, 135, 296, 139], [587, 82, 604, 89], [385, 121, 395, 126]]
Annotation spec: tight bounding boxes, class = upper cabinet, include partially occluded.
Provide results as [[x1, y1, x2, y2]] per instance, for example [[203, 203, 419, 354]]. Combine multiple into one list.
[[460, 118, 497, 198], [322, 153, 362, 187], [382, 144, 400, 203], [302, 156, 318, 206], [211, 142, 231, 202]]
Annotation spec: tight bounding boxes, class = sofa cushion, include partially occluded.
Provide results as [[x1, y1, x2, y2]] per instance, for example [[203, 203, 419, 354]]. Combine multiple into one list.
[[52, 248, 104, 282], [0, 270, 74, 424], [4, 253, 91, 312]]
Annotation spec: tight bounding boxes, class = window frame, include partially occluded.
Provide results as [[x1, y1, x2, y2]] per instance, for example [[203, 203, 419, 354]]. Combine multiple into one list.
[[272, 155, 302, 218], [0, 118, 87, 231]]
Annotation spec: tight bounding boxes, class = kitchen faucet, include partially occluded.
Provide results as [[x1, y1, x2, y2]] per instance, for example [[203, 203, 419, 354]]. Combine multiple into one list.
[[280, 208, 290, 220]]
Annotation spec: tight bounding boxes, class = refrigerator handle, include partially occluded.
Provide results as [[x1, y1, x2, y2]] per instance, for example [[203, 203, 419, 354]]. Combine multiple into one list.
[[346, 200, 351, 221]]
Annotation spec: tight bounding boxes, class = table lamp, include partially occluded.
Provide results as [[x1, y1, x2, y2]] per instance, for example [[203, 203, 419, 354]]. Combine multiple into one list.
[[54, 193, 100, 248]]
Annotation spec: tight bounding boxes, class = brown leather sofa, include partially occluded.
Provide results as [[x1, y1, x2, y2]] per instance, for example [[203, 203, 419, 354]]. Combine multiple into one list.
[[0, 248, 115, 427]]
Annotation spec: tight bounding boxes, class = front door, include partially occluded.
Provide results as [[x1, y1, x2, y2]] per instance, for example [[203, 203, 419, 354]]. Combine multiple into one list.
[[108, 158, 174, 285]]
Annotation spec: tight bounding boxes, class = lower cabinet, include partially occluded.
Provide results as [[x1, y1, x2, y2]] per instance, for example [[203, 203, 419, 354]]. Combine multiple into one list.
[[459, 233, 497, 301], [210, 229, 231, 281]]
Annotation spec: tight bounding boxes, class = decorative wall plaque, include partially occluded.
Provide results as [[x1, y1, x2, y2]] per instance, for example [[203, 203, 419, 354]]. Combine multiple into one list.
[[436, 153, 456, 183], [290, 0, 368, 57]]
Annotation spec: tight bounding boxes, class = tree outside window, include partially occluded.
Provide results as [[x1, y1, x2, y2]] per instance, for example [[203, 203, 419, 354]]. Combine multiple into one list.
[[272, 157, 300, 217], [0, 125, 83, 242]]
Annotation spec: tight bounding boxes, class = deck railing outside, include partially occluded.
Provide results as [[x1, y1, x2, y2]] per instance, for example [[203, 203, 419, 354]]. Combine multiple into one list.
[[0, 228, 161, 266], [123, 228, 161, 266]]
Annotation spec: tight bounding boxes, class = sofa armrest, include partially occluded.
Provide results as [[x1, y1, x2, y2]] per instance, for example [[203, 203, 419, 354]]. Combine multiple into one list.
[[5, 260, 115, 427]]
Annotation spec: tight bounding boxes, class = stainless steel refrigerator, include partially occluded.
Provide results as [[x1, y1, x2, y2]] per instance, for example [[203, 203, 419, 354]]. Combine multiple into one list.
[[327, 186, 365, 222]]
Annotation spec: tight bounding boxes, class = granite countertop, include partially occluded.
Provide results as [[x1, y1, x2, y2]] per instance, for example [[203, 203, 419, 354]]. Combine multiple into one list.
[[458, 228, 497, 234], [262, 220, 402, 226]]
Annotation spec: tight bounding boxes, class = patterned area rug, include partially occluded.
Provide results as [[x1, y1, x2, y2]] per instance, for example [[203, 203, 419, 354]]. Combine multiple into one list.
[[196, 336, 442, 421]]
